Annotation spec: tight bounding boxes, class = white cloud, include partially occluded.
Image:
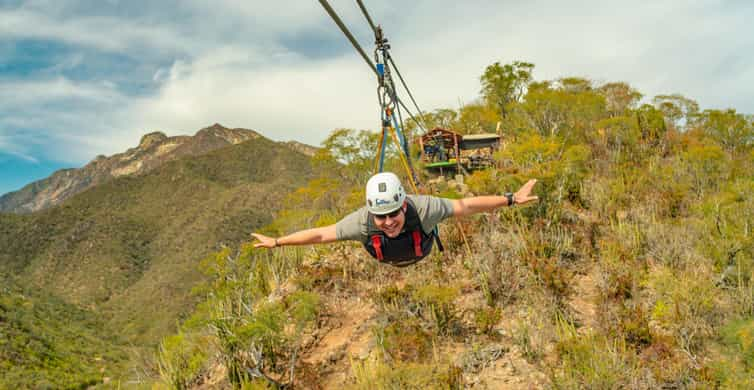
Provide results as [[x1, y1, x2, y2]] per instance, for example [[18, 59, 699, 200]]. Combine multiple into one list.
[[0, 134, 38, 163], [0, 8, 197, 54], [124, 48, 377, 146], [1, 0, 753, 169], [0, 77, 122, 104]]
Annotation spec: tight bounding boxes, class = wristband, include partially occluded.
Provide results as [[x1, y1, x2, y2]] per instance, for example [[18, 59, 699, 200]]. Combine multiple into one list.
[[505, 192, 515, 207], [274, 238, 279, 248]]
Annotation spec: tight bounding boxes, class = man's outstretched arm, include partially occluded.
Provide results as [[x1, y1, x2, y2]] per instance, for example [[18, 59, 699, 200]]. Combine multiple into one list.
[[252, 225, 338, 249], [452, 179, 539, 217]]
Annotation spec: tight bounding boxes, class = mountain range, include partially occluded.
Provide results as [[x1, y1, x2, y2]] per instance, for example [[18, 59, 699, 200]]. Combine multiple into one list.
[[0, 124, 317, 352], [0, 124, 316, 214]]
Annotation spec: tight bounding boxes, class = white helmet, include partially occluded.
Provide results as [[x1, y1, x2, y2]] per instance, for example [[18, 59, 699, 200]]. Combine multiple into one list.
[[365, 172, 406, 215]]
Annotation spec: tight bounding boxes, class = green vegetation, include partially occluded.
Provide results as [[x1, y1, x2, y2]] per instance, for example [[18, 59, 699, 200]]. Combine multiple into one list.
[[2, 58, 754, 387], [0, 137, 314, 386], [350, 358, 463, 389], [156, 61, 751, 387], [0, 280, 128, 388], [154, 245, 321, 388]]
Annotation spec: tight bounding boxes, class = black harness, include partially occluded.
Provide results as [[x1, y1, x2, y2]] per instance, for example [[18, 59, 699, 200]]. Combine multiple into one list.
[[363, 199, 444, 267]]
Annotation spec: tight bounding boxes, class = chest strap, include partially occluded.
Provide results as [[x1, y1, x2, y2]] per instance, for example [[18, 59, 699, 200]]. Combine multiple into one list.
[[371, 235, 384, 261], [412, 230, 422, 257]]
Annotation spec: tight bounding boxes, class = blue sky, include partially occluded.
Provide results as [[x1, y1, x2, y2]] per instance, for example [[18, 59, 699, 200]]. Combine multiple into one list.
[[1, 0, 753, 196]]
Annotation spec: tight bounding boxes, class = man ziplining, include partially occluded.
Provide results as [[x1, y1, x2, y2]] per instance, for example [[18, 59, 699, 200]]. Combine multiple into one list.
[[252, 172, 539, 267], [252, 3, 541, 266]]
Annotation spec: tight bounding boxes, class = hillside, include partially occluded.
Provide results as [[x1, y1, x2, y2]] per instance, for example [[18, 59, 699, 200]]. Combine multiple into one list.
[[0, 123, 291, 214], [3, 61, 754, 388], [0, 130, 316, 349], [147, 67, 754, 388], [0, 278, 128, 388]]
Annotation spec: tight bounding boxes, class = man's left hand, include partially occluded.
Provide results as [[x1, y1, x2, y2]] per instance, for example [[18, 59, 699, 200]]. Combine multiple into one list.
[[514, 179, 539, 205]]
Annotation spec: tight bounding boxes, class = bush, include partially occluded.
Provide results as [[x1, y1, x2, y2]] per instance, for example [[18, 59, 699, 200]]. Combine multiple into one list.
[[351, 357, 463, 389], [512, 317, 545, 363], [551, 318, 644, 389], [646, 265, 721, 354], [412, 284, 460, 335], [470, 229, 530, 307], [466, 168, 502, 195], [473, 307, 502, 335], [157, 332, 209, 389], [710, 318, 754, 388], [373, 317, 433, 363]]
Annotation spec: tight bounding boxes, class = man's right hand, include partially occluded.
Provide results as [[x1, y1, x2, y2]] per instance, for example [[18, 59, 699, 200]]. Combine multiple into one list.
[[251, 233, 277, 249]]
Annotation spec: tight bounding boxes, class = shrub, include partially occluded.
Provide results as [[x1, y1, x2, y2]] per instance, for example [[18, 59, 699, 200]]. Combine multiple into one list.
[[646, 265, 721, 355], [679, 141, 728, 198], [710, 318, 754, 388], [373, 317, 433, 362], [412, 284, 460, 335], [551, 317, 644, 389], [513, 318, 545, 363], [595, 238, 641, 303], [372, 284, 414, 314], [473, 307, 502, 335], [350, 357, 463, 389], [156, 332, 209, 389], [470, 229, 530, 307], [721, 318, 754, 370], [466, 168, 501, 195], [194, 245, 320, 387]]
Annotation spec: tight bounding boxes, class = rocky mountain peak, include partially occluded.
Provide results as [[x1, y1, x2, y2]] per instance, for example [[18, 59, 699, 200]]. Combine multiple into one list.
[[139, 132, 168, 149], [0, 124, 318, 214], [195, 123, 261, 145]]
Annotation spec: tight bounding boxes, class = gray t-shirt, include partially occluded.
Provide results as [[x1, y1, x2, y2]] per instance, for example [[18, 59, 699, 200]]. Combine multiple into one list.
[[335, 195, 455, 242]]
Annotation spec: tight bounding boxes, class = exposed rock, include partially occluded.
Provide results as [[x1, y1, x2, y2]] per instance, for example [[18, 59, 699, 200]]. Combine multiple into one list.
[[284, 141, 319, 157], [138, 131, 168, 149], [196, 123, 262, 145], [111, 160, 143, 177]]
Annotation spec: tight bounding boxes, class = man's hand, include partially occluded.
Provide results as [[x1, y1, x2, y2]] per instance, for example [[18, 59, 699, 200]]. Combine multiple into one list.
[[514, 179, 539, 205], [251, 233, 277, 249]]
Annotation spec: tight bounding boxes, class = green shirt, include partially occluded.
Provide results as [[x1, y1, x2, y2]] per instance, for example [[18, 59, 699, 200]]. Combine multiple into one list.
[[335, 195, 454, 242]]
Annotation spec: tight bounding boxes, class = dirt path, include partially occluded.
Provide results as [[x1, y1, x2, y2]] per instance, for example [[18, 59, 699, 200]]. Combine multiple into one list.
[[568, 270, 599, 332], [301, 297, 376, 387]]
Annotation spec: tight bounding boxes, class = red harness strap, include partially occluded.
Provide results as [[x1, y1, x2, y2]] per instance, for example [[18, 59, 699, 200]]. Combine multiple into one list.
[[412, 230, 423, 257], [371, 235, 384, 261]]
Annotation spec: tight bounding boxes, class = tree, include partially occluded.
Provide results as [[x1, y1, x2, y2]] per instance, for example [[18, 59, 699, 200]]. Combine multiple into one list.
[[635, 104, 668, 145], [314, 128, 382, 183], [558, 77, 593, 93], [406, 108, 458, 133], [518, 79, 606, 142], [455, 102, 499, 134], [598, 82, 643, 115], [698, 109, 754, 155], [480, 61, 535, 119], [432, 108, 459, 129], [653, 94, 700, 130]]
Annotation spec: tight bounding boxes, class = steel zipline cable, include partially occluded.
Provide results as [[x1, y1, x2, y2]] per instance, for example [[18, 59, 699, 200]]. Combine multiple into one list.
[[353, 0, 428, 132], [318, 0, 427, 188], [320, 0, 427, 132], [318, 0, 474, 254], [317, 0, 377, 77], [388, 56, 429, 132], [355, 0, 378, 35]]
